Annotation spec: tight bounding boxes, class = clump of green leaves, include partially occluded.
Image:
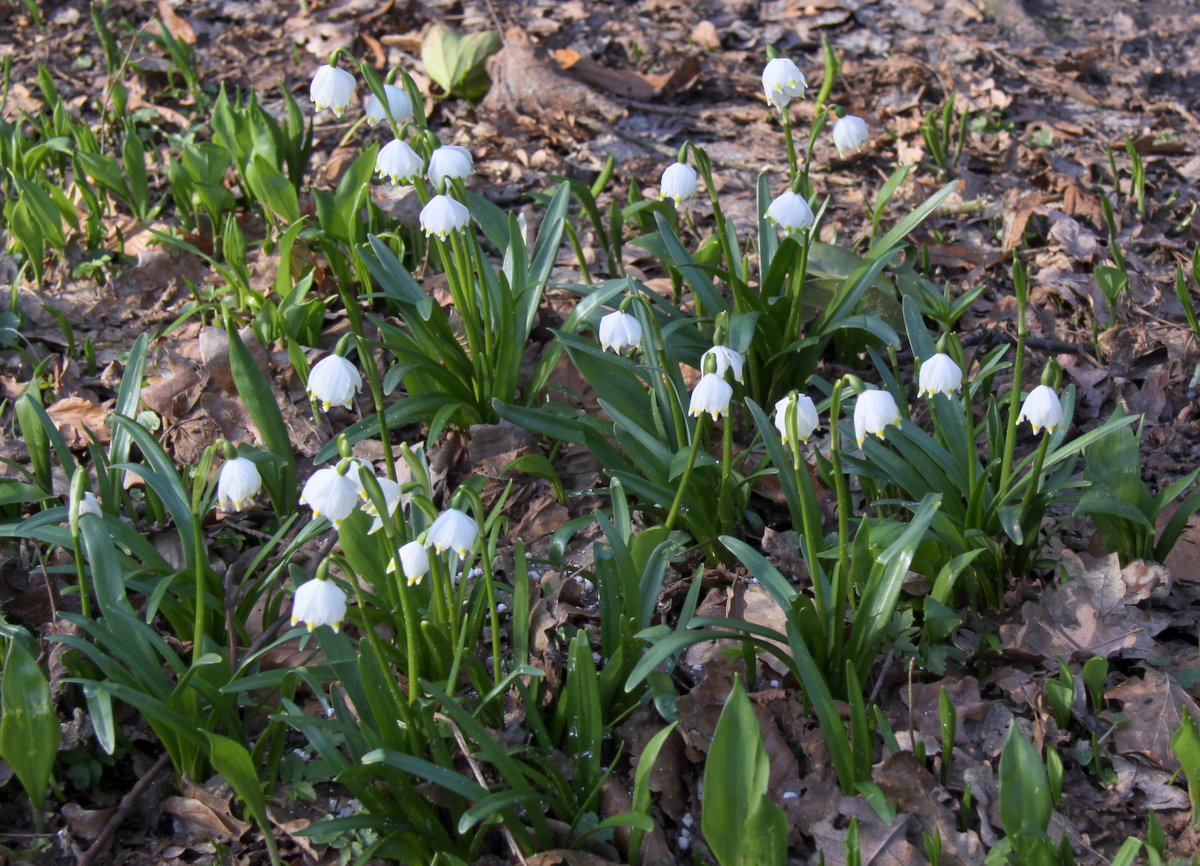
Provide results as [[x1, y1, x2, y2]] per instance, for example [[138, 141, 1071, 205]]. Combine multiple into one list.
[[1074, 408, 1200, 564]]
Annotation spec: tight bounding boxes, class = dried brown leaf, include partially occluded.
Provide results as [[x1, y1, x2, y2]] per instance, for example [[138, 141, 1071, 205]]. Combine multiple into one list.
[[46, 396, 112, 446], [1106, 668, 1200, 771]]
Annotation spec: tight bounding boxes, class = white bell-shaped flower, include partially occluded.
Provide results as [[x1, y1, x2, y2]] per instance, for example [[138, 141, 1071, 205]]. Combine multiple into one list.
[[766, 191, 815, 235], [660, 163, 698, 204], [365, 84, 413, 126], [420, 194, 470, 239], [376, 139, 424, 185], [427, 508, 479, 556], [300, 467, 361, 526], [309, 64, 356, 117], [702, 346, 744, 384], [291, 577, 348, 632], [427, 145, 474, 190], [388, 540, 431, 586], [918, 353, 963, 398], [688, 373, 733, 420], [831, 115, 869, 156], [598, 311, 642, 352], [217, 456, 263, 512], [307, 354, 363, 411], [762, 57, 807, 112], [79, 491, 102, 518], [1018, 385, 1063, 434], [344, 457, 376, 497], [774, 392, 819, 444], [854, 388, 902, 446], [362, 476, 401, 535]]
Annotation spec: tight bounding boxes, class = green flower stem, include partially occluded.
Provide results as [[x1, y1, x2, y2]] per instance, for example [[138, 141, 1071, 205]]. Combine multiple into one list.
[[467, 230, 495, 359], [393, 567, 422, 703], [782, 228, 812, 354], [718, 408, 734, 531], [68, 470, 91, 619], [829, 378, 852, 631], [355, 336, 397, 483], [1019, 429, 1052, 517], [635, 288, 689, 451], [192, 500, 208, 665], [999, 264, 1029, 490], [797, 108, 829, 199], [482, 543, 502, 687], [426, 550, 450, 632], [787, 417, 826, 618], [963, 391, 978, 492], [334, 555, 416, 741], [888, 346, 909, 421], [666, 413, 707, 531], [432, 234, 486, 402], [780, 109, 800, 187]]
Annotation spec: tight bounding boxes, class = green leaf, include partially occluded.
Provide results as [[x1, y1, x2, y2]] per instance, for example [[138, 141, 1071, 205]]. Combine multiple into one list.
[[226, 324, 296, 512], [629, 721, 676, 866], [203, 732, 277, 856], [867, 180, 958, 260], [1171, 707, 1200, 830], [0, 635, 61, 814], [421, 24, 501, 102], [720, 536, 798, 608], [998, 722, 1053, 838], [701, 676, 787, 866], [245, 153, 300, 223]]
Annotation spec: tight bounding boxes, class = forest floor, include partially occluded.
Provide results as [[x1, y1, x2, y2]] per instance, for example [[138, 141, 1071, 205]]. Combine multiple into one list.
[[3, 0, 1200, 863]]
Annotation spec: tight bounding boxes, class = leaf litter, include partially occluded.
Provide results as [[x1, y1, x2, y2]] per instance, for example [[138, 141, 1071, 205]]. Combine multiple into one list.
[[3, 0, 1200, 862]]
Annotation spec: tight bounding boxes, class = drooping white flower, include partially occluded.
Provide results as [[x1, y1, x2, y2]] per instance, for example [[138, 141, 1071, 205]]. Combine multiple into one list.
[[217, 456, 263, 512], [365, 84, 413, 126], [300, 467, 361, 526], [427, 145, 474, 190], [598, 311, 642, 352], [762, 57, 807, 112], [688, 373, 733, 420], [344, 457, 376, 496], [702, 346, 744, 384], [362, 476, 401, 534], [291, 577, 348, 632], [766, 191, 815, 235], [1018, 385, 1063, 434], [831, 115, 869, 156], [918, 353, 963, 398], [376, 139, 424, 185], [660, 162, 698, 204], [854, 388, 902, 446], [388, 540, 431, 586], [309, 64, 356, 117], [774, 393, 819, 444], [79, 492, 102, 518], [420, 194, 470, 239], [307, 354, 363, 411], [427, 508, 479, 556]]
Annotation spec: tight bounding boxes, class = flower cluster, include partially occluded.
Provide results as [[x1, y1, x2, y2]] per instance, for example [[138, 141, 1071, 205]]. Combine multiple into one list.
[[299, 457, 398, 529], [308, 62, 474, 241], [388, 508, 480, 586]]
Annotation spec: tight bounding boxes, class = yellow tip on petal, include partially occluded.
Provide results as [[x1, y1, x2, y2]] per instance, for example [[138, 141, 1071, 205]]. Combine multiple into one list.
[[306, 620, 316, 630]]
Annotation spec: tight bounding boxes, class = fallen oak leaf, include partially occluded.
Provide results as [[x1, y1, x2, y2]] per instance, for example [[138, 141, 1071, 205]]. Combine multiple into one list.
[[46, 396, 112, 446], [1105, 668, 1200, 771]]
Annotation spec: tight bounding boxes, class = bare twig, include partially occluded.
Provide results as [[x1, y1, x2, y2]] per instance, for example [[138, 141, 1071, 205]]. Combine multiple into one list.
[[76, 752, 171, 866]]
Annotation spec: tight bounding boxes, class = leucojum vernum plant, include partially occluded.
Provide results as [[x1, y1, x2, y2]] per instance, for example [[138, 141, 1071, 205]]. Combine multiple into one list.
[[1, 25, 1195, 866]]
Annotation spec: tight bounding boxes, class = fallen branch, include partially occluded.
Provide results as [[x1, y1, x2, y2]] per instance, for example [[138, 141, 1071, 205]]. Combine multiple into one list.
[[76, 752, 171, 866]]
